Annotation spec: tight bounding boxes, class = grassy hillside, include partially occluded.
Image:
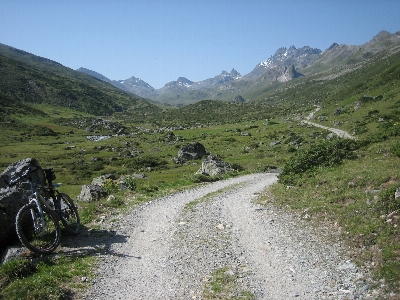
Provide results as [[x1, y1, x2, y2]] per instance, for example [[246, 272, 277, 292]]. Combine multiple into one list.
[[0, 44, 160, 117], [0, 41, 400, 298]]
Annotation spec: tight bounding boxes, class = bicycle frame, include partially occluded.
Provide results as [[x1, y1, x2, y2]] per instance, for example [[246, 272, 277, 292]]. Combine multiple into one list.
[[27, 180, 56, 232]]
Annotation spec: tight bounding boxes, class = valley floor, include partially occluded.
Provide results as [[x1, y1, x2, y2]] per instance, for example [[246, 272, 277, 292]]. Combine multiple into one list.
[[73, 173, 380, 299]]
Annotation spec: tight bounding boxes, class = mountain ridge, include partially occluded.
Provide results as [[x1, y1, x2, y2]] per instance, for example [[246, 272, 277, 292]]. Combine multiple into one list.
[[76, 30, 400, 105], [2, 29, 399, 108]]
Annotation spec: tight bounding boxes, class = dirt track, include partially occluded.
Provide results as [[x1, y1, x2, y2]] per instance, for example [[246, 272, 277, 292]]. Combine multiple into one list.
[[76, 173, 376, 299]]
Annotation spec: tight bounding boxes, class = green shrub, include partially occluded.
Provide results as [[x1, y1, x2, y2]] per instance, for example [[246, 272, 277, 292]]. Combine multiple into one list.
[[377, 184, 400, 214], [231, 163, 244, 172], [279, 137, 359, 185], [102, 179, 119, 194], [126, 156, 168, 171], [391, 141, 400, 157], [106, 196, 125, 208], [287, 146, 297, 153], [190, 174, 220, 183], [124, 176, 137, 191]]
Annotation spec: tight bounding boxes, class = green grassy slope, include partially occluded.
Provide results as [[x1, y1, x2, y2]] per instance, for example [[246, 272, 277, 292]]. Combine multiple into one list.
[[0, 44, 161, 116]]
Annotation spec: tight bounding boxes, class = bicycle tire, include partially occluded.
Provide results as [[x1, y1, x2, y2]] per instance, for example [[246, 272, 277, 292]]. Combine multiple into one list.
[[58, 193, 80, 235], [16, 203, 61, 254]]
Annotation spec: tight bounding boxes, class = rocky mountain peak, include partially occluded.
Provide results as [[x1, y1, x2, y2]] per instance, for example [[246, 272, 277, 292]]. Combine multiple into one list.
[[220, 68, 242, 79], [162, 77, 194, 89], [229, 68, 241, 79], [117, 76, 154, 90], [371, 30, 392, 42], [257, 45, 321, 69], [327, 43, 339, 51], [364, 30, 400, 47], [245, 45, 321, 81]]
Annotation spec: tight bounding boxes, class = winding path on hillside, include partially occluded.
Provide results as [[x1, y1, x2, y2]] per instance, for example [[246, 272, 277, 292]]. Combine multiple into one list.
[[303, 106, 355, 139], [77, 173, 377, 299]]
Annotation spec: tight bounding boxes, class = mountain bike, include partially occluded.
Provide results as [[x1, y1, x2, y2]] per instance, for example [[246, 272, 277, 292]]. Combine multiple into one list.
[[5, 167, 80, 254]]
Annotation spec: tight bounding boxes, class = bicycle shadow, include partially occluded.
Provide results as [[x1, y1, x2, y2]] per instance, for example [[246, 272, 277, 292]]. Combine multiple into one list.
[[58, 226, 141, 259]]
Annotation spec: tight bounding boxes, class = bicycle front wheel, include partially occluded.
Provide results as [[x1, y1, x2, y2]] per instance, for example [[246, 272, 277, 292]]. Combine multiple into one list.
[[16, 203, 61, 254], [58, 193, 80, 235]]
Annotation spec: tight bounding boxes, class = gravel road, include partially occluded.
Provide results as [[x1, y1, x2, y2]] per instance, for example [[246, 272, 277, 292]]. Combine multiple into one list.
[[79, 173, 376, 299], [302, 121, 355, 139]]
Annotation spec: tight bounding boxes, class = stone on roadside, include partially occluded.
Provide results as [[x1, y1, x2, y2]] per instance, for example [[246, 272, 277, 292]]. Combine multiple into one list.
[[77, 184, 107, 202], [196, 155, 232, 176]]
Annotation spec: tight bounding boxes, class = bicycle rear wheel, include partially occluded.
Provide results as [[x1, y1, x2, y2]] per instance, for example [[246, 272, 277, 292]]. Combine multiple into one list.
[[16, 203, 61, 254], [58, 193, 80, 235]]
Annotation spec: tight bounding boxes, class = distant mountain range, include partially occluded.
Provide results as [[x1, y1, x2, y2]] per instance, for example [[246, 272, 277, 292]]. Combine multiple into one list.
[[1, 29, 399, 111], [76, 45, 317, 104], [76, 30, 400, 106]]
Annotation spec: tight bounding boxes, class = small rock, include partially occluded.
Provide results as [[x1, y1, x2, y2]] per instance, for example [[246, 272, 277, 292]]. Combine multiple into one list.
[[337, 261, 358, 272], [216, 224, 224, 230], [1, 246, 26, 264]]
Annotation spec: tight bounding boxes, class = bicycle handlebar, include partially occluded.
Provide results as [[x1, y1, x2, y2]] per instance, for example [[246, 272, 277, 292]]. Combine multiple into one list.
[[4, 167, 40, 187]]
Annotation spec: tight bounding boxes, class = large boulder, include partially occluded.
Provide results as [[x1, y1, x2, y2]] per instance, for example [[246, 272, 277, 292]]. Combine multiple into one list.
[[77, 174, 116, 202], [196, 155, 232, 176], [0, 158, 46, 249], [77, 184, 107, 202], [178, 142, 207, 161]]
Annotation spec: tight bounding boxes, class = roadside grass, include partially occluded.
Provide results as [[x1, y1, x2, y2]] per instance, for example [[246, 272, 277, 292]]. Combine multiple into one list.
[[202, 267, 254, 300], [267, 136, 400, 292], [0, 255, 95, 300]]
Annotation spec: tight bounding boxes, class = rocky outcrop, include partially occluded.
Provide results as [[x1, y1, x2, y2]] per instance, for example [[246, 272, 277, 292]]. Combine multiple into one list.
[[90, 174, 116, 186], [277, 65, 303, 82], [77, 173, 145, 202], [175, 142, 207, 164], [245, 45, 321, 81], [77, 174, 116, 202], [77, 184, 108, 202], [196, 155, 232, 176]]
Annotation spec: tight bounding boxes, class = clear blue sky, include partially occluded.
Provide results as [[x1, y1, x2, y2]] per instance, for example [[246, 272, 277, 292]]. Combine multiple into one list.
[[1, 0, 399, 88]]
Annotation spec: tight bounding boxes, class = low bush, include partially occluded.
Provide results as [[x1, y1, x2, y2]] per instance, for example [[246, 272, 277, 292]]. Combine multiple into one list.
[[126, 156, 168, 171], [377, 184, 400, 215], [190, 174, 220, 183], [124, 176, 137, 191], [279, 137, 359, 185], [102, 179, 120, 194]]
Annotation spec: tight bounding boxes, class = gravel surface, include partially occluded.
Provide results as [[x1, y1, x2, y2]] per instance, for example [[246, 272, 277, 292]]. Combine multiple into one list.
[[302, 121, 355, 139], [78, 173, 378, 299]]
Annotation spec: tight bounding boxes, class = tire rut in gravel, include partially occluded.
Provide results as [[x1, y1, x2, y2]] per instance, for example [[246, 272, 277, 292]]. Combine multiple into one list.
[[81, 173, 374, 299], [82, 174, 269, 299]]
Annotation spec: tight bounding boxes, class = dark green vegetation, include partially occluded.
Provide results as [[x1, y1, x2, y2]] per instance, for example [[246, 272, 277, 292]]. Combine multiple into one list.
[[1, 37, 400, 298], [0, 43, 158, 116], [0, 256, 94, 299]]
